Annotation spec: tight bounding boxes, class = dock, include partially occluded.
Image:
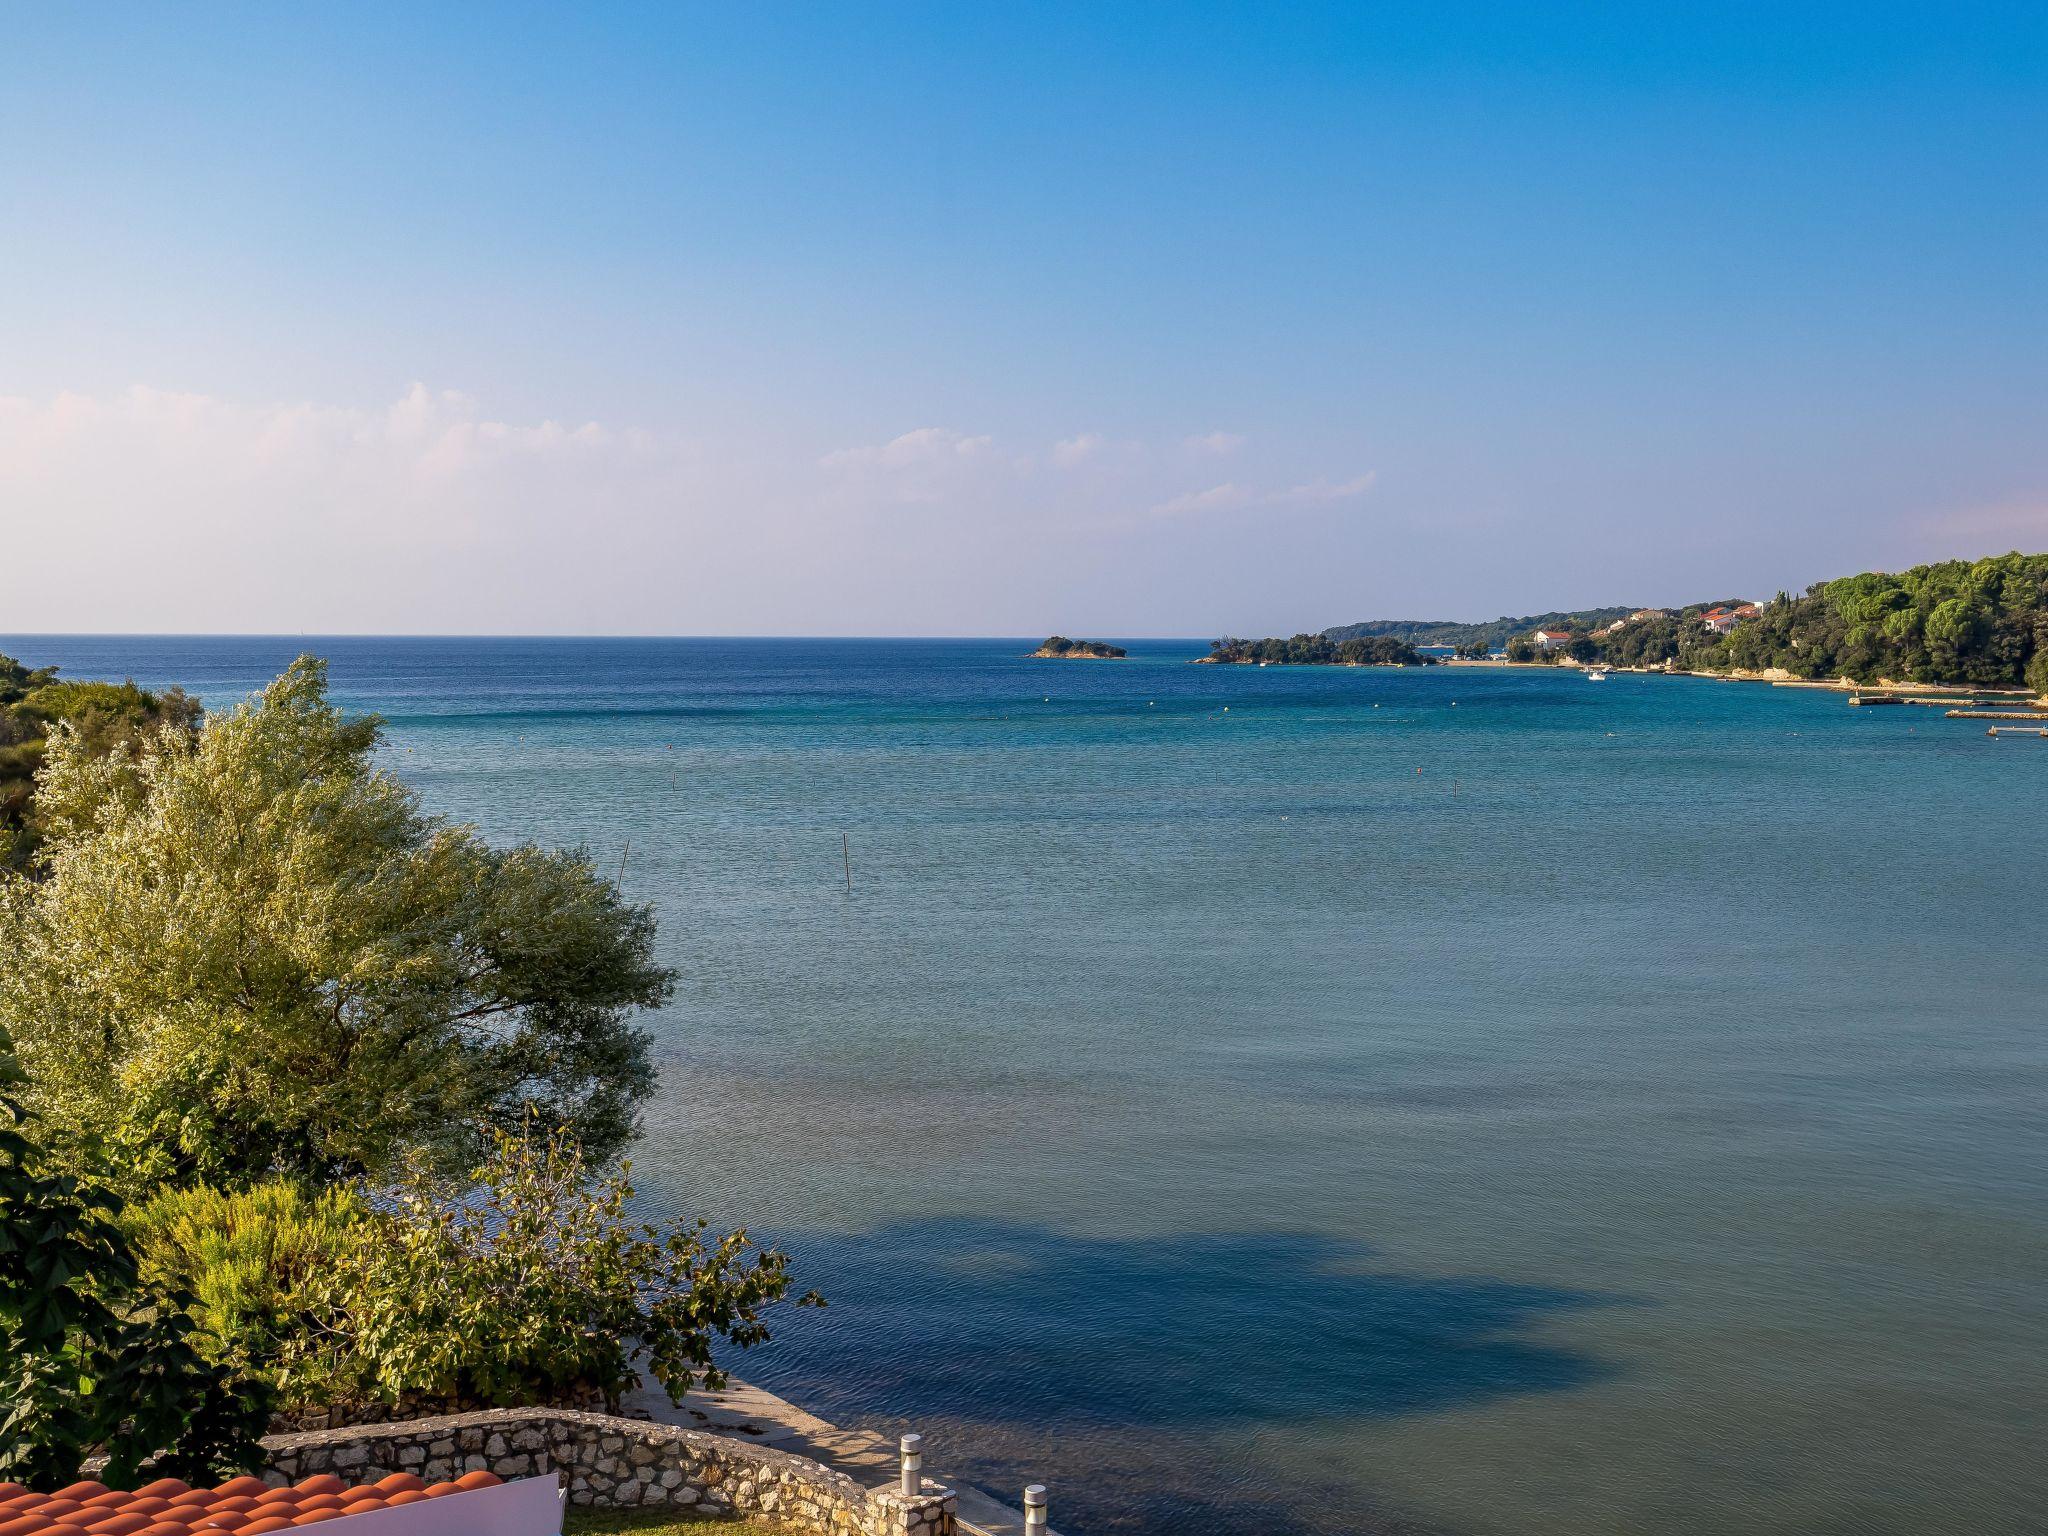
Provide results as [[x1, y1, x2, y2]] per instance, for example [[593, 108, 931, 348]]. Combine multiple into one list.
[[1985, 726, 2048, 738], [1946, 710, 2048, 721], [1846, 694, 1904, 706]]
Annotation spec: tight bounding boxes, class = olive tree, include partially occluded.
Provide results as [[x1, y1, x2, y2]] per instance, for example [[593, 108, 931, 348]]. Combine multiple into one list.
[[0, 657, 673, 1189]]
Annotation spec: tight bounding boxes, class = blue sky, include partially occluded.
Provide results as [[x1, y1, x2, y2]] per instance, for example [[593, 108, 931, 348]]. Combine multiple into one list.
[[2, 3, 2044, 634]]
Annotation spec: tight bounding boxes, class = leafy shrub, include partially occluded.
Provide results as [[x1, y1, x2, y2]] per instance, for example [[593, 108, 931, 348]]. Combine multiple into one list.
[[296, 1122, 821, 1415], [128, 1181, 364, 1388], [0, 1027, 270, 1487]]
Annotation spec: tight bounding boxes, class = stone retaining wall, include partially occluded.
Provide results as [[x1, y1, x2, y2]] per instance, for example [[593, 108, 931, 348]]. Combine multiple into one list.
[[261, 1408, 955, 1536]]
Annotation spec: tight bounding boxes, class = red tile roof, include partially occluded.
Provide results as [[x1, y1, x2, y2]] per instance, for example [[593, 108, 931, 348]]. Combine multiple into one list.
[[0, 1472, 503, 1536]]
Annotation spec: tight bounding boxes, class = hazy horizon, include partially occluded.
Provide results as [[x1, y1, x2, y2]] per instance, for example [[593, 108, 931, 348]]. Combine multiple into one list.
[[4, 4, 2043, 636]]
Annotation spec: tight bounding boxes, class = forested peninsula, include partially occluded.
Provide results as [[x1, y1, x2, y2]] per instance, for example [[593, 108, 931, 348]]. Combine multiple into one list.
[[1316, 553, 2048, 690], [1201, 634, 1430, 666], [1517, 553, 2048, 688], [1324, 609, 1633, 652]]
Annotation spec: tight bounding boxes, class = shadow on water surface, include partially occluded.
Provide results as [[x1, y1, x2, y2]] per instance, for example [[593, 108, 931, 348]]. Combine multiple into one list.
[[739, 1220, 1629, 1535]]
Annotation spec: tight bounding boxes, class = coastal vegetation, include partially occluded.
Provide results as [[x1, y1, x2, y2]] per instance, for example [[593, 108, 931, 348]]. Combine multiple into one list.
[[1492, 554, 2048, 687], [0, 654, 816, 1481], [0, 657, 671, 1189], [1032, 636, 1126, 658], [1324, 609, 1633, 652], [2, 1026, 270, 1485], [1203, 634, 1429, 666], [1697, 554, 2048, 688], [0, 651, 200, 872], [131, 1122, 816, 1420]]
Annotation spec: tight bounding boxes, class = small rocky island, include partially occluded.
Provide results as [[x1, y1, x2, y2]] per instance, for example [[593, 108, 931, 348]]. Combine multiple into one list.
[[1032, 636, 1127, 659]]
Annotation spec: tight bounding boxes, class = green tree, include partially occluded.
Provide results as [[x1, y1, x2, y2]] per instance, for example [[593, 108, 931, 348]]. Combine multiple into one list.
[[1642, 555, 2048, 684], [0, 657, 674, 1191], [0, 1027, 270, 1487]]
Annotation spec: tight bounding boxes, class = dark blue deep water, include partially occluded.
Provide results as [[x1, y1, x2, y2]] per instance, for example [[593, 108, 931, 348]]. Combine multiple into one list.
[[7, 636, 2045, 1535]]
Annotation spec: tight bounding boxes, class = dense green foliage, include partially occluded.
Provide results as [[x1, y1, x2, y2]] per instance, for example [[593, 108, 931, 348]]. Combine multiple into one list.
[[0, 656, 674, 1190], [1323, 609, 1635, 651], [1544, 555, 2048, 686], [1583, 607, 1733, 670], [1035, 636, 1127, 658], [1702, 555, 2048, 686], [132, 1132, 817, 1420], [1205, 634, 1429, 666], [1, 1027, 269, 1487], [0, 652, 200, 872], [128, 1181, 365, 1389], [1, 654, 807, 1464], [310, 1125, 817, 1413]]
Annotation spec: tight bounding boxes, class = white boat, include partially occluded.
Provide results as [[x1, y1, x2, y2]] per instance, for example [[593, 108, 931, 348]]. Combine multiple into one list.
[[1586, 667, 1609, 681]]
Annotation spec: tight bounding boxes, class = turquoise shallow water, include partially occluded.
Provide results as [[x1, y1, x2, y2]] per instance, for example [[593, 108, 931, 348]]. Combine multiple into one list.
[[8, 636, 2046, 1535]]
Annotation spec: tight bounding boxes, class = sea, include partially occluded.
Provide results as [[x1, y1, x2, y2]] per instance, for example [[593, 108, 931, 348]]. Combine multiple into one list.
[[5, 635, 2044, 1536]]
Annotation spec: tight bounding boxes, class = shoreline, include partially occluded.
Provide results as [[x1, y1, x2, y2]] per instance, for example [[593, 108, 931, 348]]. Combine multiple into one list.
[[1438, 656, 2043, 699], [626, 1374, 1041, 1536]]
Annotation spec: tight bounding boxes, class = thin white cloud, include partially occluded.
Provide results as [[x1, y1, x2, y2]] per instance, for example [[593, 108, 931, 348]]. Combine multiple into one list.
[[820, 426, 993, 470], [1148, 470, 1375, 519], [817, 426, 1010, 508], [1051, 432, 1105, 467], [0, 383, 637, 541], [1150, 482, 1249, 518], [1271, 472, 1378, 504], [0, 383, 703, 631]]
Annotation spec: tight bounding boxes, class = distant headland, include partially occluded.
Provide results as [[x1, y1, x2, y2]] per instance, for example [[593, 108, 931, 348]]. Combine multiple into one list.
[[1312, 552, 2048, 692], [1032, 636, 1127, 659], [1198, 635, 1429, 666]]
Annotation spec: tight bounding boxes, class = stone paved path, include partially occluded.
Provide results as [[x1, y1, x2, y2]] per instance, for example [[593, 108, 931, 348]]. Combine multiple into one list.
[[620, 1378, 1054, 1536]]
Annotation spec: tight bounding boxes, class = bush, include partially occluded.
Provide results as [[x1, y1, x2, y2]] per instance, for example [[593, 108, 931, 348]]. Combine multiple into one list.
[[0, 1028, 270, 1486], [296, 1122, 821, 1415], [127, 1181, 364, 1392]]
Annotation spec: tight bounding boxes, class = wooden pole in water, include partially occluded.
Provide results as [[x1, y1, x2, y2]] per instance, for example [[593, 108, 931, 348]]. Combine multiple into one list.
[[617, 839, 630, 883], [843, 832, 852, 894]]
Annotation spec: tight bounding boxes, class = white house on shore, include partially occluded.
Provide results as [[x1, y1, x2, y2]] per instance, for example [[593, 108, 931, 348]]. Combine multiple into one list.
[[1531, 628, 1576, 650], [1700, 602, 1763, 635]]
